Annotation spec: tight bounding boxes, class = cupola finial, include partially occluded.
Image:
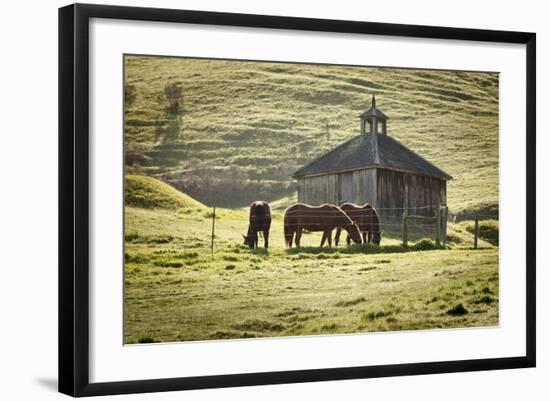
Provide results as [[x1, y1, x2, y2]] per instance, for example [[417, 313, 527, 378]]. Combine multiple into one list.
[[360, 95, 388, 135]]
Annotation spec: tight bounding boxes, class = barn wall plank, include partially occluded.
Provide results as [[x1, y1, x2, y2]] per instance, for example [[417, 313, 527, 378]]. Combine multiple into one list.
[[298, 169, 447, 237], [367, 169, 377, 207], [338, 172, 353, 204]]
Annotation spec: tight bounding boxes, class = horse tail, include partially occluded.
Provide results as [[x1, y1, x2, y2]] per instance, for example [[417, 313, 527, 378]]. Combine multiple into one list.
[[371, 206, 381, 230]]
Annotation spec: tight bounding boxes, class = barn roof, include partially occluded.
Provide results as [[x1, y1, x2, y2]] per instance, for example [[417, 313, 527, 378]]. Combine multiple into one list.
[[293, 133, 452, 180], [360, 107, 388, 120]]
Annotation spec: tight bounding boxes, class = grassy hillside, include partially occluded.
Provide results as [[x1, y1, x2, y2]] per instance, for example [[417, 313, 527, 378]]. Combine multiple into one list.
[[124, 205, 498, 343], [124, 56, 499, 213], [125, 175, 204, 209]]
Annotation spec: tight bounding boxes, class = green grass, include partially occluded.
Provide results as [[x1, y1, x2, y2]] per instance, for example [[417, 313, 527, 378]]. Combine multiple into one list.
[[461, 220, 499, 245], [123, 56, 500, 342], [124, 205, 498, 343], [124, 56, 498, 214], [125, 175, 205, 210]]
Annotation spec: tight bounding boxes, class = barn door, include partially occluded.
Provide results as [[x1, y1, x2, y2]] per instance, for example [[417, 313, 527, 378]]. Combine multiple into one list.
[[338, 172, 354, 205]]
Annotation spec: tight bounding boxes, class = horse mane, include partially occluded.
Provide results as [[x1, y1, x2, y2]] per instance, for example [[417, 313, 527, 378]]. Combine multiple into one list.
[[340, 202, 370, 209], [356, 203, 379, 215]]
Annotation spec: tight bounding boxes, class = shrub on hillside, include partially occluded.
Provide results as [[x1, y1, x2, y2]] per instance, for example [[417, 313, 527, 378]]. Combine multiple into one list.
[[446, 303, 468, 316], [411, 238, 444, 251], [164, 81, 183, 114]]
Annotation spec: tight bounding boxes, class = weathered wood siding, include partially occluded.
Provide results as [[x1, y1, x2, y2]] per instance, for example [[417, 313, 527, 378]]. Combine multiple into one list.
[[338, 172, 353, 203], [376, 169, 447, 239], [297, 168, 448, 240], [297, 168, 377, 206], [352, 169, 378, 206], [296, 174, 338, 205], [376, 170, 446, 210]]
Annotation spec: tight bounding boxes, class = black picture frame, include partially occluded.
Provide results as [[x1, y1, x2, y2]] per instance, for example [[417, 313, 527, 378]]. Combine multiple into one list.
[[59, 3, 536, 397]]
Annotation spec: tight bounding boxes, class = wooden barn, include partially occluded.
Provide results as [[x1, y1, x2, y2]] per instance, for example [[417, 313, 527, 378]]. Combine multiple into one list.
[[293, 96, 452, 239]]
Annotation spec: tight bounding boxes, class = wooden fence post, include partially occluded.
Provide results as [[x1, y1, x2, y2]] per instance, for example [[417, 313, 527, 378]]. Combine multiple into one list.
[[211, 206, 216, 258], [474, 214, 479, 249], [402, 212, 408, 248], [435, 203, 441, 246], [442, 206, 448, 246]]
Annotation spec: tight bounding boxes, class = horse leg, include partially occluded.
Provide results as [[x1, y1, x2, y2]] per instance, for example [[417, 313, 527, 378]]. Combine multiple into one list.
[[295, 227, 302, 247], [363, 232, 367, 244], [284, 223, 293, 248], [264, 229, 269, 249], [327, 229, 332, 248], [320, 230, 326, 247], [334, 227, 341, 246], [287, 229, 294, 248], [367, 230, 372, 244], [346, 234, 351, 246]]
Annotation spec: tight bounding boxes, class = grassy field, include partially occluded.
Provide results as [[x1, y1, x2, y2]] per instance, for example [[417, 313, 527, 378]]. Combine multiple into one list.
[[124, 196, 498, 344], [123, 56, 500, 343], [124, 56, 499, 214]]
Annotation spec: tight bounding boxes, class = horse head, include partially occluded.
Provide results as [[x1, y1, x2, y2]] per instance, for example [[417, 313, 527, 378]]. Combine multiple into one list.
[[347, 223, 363, 244], [242, 234, 254, 249], [372, 231, 381, 245]]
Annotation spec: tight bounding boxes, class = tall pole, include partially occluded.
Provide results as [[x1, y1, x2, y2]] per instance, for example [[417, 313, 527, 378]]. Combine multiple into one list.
[[474, 214, 479, 249], [211, 206, 216, 258], [435, 202, 441, 246], [402, 212, 408, 248]]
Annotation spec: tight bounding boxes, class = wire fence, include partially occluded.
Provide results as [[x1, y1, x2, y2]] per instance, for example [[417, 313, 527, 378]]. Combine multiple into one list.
[[205, 203, 495, 253], [448, 213, 497, 223]]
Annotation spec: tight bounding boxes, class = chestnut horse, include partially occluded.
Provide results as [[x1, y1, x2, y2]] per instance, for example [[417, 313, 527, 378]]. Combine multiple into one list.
[[335, 203, 381, 246], [283, 203, 362, 248], [243, 201, 271, 249]]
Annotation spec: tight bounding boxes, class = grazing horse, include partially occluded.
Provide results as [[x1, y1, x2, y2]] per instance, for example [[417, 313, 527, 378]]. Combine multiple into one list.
[[335, 203, 382, 246], [283, 203, 362, 248], [243, 201, 271, 249]]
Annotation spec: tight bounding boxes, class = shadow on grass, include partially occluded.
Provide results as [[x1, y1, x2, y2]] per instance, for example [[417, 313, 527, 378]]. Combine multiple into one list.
[[285, 239, 446, 255], [251, 248, 269, 257]]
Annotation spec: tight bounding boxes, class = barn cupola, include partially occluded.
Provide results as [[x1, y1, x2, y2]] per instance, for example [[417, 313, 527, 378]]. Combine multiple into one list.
[[360, 95, 388, 135]]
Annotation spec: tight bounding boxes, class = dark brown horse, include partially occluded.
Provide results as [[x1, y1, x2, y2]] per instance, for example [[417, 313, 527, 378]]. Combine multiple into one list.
[[283, 203, 362, 248], [335, 203, 381, 246], [243, 201, 271, 249]]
